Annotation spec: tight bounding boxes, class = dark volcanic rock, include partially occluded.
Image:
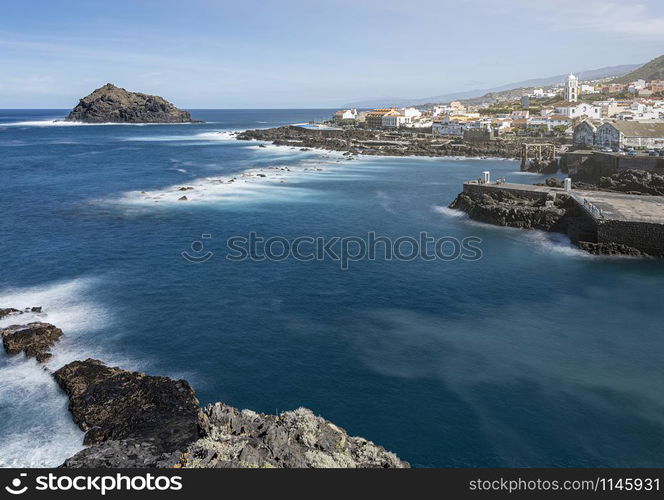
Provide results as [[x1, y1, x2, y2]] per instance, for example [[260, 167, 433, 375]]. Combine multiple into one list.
[[0, 308, 20, 319], [55, 359, 407, 468], [597, 170, 664, 196], [61, 439, 182, 468], [0, 306, 42, 319], [522, 158, 559, 174], [572, 166, 664, 196], [545, 177, 564, 188], [577, 241, 644, 256], [1, 322, 62, 362], [180, 403, 409, 468], [236, 126, 521, 159], [66, 84, 197, 124], [447, 189, 616, 255], [448, 190, 571, 231], [53, 359, 200, 463]]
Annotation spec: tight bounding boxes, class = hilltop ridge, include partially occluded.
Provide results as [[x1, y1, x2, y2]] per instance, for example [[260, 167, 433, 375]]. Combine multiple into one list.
[[613, 55, 664, 84]]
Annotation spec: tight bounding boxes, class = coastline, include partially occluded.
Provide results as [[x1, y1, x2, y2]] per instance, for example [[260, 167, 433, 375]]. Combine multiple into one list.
[[235, 125, 523, 160]]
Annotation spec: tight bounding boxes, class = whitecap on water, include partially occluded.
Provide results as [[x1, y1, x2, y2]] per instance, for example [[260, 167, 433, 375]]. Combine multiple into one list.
[[432, 205, 468, 218], [522, 231, 593, 258], [123, 130, 240, 142], [0, 357, 85, 467], [2, 120, 196, 127]]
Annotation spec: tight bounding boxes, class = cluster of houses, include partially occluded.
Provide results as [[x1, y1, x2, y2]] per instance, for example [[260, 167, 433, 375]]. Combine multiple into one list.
[[332, 73, 664, 146], [525, 76, 664, 99], [333, 107, 433, 129]]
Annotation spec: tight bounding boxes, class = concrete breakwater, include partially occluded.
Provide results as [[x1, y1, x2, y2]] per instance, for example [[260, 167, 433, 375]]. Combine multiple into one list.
[[450, 179, 664, 257], [0, 310, 408, 468]]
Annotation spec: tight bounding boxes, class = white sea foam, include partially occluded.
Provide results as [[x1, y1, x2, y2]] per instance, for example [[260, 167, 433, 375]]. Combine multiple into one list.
[[2, 119, 195, 127], [99, 143, 351, 209], [123, 130, 240, 142], [0, 277, 110, 333], [432, 205, 468, 218], [522, 231, 593, 258], [510, 170, 543, 176], [106, 165, 324, 208], [0, 277, 121, 467], [0, 357, 85, 467], [376, 191, 397, 215]]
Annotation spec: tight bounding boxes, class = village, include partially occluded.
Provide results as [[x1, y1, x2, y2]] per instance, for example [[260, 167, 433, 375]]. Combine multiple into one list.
[[331, 69, 664, 152]]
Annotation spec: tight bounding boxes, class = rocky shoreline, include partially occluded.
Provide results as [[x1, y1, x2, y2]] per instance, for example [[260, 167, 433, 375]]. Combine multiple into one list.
[[236, 125, 522, 159], [0, 309, 408, 468]]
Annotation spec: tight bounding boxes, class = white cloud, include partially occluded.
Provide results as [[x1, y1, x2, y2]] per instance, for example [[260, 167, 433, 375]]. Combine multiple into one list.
[[519, 0, 664, 39]]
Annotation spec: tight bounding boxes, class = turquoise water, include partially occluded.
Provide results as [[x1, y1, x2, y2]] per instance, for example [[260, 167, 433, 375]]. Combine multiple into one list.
[[2, 109, 664, 467]]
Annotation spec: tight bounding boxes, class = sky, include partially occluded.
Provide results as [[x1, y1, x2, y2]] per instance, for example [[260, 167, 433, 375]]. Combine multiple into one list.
[[1, 0, 663, 108]]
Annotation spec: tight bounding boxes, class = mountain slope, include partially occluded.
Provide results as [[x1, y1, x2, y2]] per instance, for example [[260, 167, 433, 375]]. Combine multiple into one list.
[[344, 63, 640, 108], [613, 55, 664, 83]]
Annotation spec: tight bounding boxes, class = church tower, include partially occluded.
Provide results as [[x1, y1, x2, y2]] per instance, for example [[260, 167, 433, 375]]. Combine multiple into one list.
[[564, 73, 578, 102]]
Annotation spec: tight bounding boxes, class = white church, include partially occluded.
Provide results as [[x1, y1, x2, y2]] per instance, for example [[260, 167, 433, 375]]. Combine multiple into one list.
[[555, 73, 601, 120], [564, 73, 578, 102]]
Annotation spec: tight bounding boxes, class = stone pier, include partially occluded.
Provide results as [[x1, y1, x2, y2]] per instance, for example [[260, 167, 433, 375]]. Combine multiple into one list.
[[462, 180, 664, 256]]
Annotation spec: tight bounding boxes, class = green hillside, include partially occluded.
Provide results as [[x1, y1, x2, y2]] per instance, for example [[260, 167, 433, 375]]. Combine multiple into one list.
[[614, 54, 664, 83]]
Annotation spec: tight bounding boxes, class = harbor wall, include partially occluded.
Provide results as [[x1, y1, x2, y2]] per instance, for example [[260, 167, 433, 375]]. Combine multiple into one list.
[[597, 219, 664, 256]]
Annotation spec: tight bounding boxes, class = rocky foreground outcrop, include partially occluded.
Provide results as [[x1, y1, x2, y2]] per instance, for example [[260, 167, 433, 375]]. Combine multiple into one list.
[[181, 403, 406, 468], [66, 84, 197, 124], [449, 188, 644, 257], [56, 359, 407, 468], [1, 311, 408, 468], [54, 359, 201, 467]]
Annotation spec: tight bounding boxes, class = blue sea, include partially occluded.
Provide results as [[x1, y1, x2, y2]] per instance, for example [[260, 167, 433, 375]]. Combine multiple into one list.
[[2, 109, 664, 468]]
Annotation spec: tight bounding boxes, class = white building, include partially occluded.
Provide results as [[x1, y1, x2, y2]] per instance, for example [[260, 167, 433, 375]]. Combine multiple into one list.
[[531, 88, 559, 98], [402, 107, 421, 119], [555, 102, 601, 120], [431, 105, 452, 117], [382, 111, 408, 128], [564, 73, 578, 102], [333, 109, 357, 122], [381, 107, 422, 128]]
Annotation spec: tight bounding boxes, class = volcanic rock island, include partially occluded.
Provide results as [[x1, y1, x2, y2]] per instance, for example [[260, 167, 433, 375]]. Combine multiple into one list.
[[65, 83, 198, 124]]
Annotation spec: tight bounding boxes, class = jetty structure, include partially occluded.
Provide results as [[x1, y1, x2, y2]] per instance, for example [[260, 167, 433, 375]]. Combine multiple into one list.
[[451, 172, 664, 257]]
